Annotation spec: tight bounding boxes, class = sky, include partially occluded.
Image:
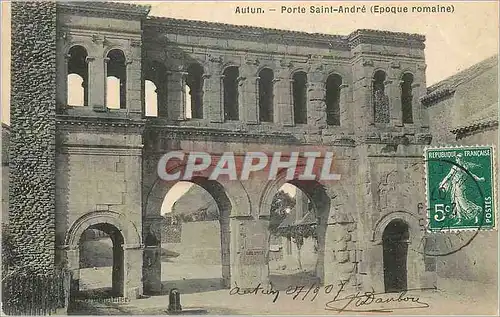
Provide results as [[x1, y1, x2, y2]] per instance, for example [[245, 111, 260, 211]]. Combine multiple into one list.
[[1, 1, 498, 213]]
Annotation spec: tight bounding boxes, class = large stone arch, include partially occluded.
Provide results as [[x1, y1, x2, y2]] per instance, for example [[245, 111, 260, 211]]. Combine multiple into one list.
[[258, 171, 335, 284], [144, 174, 251, 218], [142, 169, 250, 293]]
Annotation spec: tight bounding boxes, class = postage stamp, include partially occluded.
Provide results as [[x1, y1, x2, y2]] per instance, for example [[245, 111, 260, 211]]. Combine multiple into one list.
[[2, 0, 499, 316], [425, 145, 496, 231]]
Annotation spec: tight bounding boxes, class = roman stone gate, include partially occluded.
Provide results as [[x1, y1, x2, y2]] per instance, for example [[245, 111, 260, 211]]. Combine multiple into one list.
[[9, 2, 437, 299]]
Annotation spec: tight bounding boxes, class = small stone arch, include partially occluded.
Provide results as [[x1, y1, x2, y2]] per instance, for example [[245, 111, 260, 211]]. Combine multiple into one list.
[[220, 62, 240, 75], [221, 65, 240, 120], [257, 67, 275, 123], [66, 44, 89, 107], [64, 43, 91, 56], [65, 210, 141, 248], [398, 69, 415, 80], [290, 70, 308, 124], [64, 211, 142, 297], [103, 46, 129, 60], [106, 48, 128, 109], [399, 72, 415, 124], [255, 64, 276, 77], [372, 69, 390, 124], [371, 68, 388, 79], [289, 68, 308, 80], [323, 70, 348, 85], [371, 211, 421, 245], [325, 73, 343, 126]]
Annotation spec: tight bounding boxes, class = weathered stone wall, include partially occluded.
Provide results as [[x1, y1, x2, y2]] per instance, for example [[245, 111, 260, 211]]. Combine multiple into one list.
[[2, 124, 10, 225], [8, 0, 439, 296], [9, 2, 57, 272], [424, 55, 498, 145], [423, 56, 498, 286], [164, 221, 222, 265], [353, 144, 434, 291]]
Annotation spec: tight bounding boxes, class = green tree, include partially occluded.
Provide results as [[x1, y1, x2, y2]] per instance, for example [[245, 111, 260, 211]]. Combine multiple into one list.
[[268, 190, 318, 270], [278, 223, 317, 270], [269, 190, 295, 235]]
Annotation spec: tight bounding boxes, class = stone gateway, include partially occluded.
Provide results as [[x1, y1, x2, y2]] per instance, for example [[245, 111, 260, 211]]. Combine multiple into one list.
[[9, 1, 437, 300]]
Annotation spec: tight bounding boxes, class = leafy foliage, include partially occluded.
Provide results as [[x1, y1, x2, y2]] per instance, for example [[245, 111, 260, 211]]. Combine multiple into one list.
[[269, 190, 295, 235], [269, 190, 318, 249]]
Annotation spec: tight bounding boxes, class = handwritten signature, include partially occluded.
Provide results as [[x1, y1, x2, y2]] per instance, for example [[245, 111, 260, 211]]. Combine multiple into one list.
[[229, 280, 434, 313], [324, 280, 432, 313]]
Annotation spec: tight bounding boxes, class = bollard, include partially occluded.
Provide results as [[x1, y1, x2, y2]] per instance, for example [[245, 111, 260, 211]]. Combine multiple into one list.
[[168, 288, 182, 313]]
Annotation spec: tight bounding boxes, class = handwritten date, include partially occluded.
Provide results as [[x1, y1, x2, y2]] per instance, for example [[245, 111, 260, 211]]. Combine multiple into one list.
[[229, 281, 433, 312]]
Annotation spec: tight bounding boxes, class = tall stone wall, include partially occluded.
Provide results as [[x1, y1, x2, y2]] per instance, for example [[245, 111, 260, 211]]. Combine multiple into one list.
[[9, 2, 57, 272], [423, 56, 499, 286], [2, 125, 10, 226]]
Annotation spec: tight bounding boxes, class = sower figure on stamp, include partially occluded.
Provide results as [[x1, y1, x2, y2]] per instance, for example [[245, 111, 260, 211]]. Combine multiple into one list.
[[438, 153, 485, 224]]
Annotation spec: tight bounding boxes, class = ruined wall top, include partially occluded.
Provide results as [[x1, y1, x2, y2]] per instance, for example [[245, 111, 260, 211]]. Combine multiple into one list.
[[57, 1, 425, 50], [144, 17, 425, 50], [57, 1, 151, 19]]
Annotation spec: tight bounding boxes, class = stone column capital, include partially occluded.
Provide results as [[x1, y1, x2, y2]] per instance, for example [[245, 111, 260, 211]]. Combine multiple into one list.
[[85, 56, 95, 63], [339, 83, 349, 89], [202, 74, 212, 79]]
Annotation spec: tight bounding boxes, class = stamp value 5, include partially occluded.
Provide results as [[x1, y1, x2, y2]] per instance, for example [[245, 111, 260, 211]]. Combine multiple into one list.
[[425, 145, 496, 231]]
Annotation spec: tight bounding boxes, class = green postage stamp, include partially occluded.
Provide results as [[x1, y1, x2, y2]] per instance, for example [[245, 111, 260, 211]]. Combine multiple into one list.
[[425, 145, 496, 231]]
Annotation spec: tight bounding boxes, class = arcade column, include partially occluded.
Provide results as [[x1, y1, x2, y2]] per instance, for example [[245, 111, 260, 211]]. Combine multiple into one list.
[[230, 217, 270, 289]]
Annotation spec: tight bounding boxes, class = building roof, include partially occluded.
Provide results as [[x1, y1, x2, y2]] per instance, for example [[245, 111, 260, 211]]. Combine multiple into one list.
[[422, 55, 498, 105], [450, 102, 498, 138]]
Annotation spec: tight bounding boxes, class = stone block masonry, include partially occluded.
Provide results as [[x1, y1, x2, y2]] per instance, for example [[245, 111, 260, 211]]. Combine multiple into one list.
[[9, 2, 57, 272]]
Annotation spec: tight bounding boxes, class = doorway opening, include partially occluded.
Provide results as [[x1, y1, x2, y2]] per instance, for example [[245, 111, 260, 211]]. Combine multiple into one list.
[[267, 181, 329, 289], [159, 178, 231, 294], [77, 223, 124, 299], [383, 219, 409, 292]]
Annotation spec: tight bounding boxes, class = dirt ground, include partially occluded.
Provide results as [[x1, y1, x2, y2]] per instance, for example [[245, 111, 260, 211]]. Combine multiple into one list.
[[75, 260, 498, 315]]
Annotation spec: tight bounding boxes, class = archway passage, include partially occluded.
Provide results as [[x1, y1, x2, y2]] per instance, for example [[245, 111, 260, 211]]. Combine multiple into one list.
[[383, 219, 409, 293], [267, 180, 330, 289], [158, 178, 231, 294], [77, 223, 125, 299]]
